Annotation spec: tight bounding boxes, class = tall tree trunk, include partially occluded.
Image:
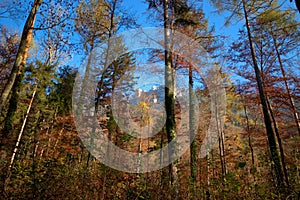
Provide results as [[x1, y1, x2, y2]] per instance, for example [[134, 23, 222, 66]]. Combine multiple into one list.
[[206, 153, 211, 200], [96, 0, 117, 110], [163, 0, 178, 197], [221, 130, 226, 174], [241, 93, 255, 183], [2, 68, 25, 135], [241, 0, 284, 190], [97, 1, 117, 199], [137, 137, 142, 173], [214, 90, 226, 177], [218, 135, 225, 176], [31, 110, 40, 199], [189, 63, 197, 194], [0, 0, 42, 114], [271, 34, 300, 136], [266, 97, 290, 187], [1, 87, 37, 197], [82, 152, 91, 199], [3, 86, 37, 196]]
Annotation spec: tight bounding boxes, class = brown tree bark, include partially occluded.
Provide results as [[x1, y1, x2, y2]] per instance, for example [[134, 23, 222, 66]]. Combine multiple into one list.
[[271, 34, 300, 136], [0, 0, 42, 114], [163, 0, 178, 197], [189, 63, 197, 189], [100, 1, 117, 199], [266, 97, 290, 187], [3, 86, 37, 197], [241, 0, 284, 190]]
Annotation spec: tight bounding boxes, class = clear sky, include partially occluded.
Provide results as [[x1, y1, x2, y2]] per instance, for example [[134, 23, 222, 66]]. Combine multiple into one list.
[[0, 0, 298, 71]]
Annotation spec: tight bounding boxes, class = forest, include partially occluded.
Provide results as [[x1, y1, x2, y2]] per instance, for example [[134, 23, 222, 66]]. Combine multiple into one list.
[[0, 0, 300, 199]]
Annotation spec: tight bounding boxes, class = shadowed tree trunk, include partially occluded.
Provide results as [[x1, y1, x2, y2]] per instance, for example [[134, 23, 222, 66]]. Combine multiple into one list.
[[241, 0, 284, 190], [163, 0, 178, 197], [266, 97, 289, 187], [100, 1, 117, 199], [189, 63, 197, 195], [271, 34, 300, 136], [240, 93, 255, 177], [3, 85, 37, 196], [0, 0, 42, 115]]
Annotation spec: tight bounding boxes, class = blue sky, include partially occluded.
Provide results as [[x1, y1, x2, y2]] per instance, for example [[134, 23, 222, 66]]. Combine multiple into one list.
[[0, 0, 298, 72], [1, 0, 298, 42], [122, 0, 242, 40], [119, 0, 243, 86]]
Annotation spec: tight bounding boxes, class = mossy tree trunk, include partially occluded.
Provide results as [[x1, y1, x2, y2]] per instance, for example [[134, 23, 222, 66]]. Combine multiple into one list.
[[0, 0, 42, 115]]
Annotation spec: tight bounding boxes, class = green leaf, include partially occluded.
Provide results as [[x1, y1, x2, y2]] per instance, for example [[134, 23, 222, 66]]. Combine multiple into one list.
[[237, 161, 246, 168]]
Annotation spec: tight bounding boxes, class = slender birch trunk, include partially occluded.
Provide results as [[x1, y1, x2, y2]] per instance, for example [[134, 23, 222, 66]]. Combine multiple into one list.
[[8, 87, 36, 172]]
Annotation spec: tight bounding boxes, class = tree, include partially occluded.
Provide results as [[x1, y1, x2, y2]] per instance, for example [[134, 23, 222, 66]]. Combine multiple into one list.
[[211, 0, 286, 191], [162, 1, 178, 194], [254, 9, 300, 187], [256, 9, 300, 136], [228, 4, 300, 190], [0, 0, 26, 20], [0, 0, 42, 114], [74, 1, 137, 198], [1, 0, 75, 135], [0, 26, 19, 94], [290, 0, 300, 13], [50, 65, 77, 116]]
